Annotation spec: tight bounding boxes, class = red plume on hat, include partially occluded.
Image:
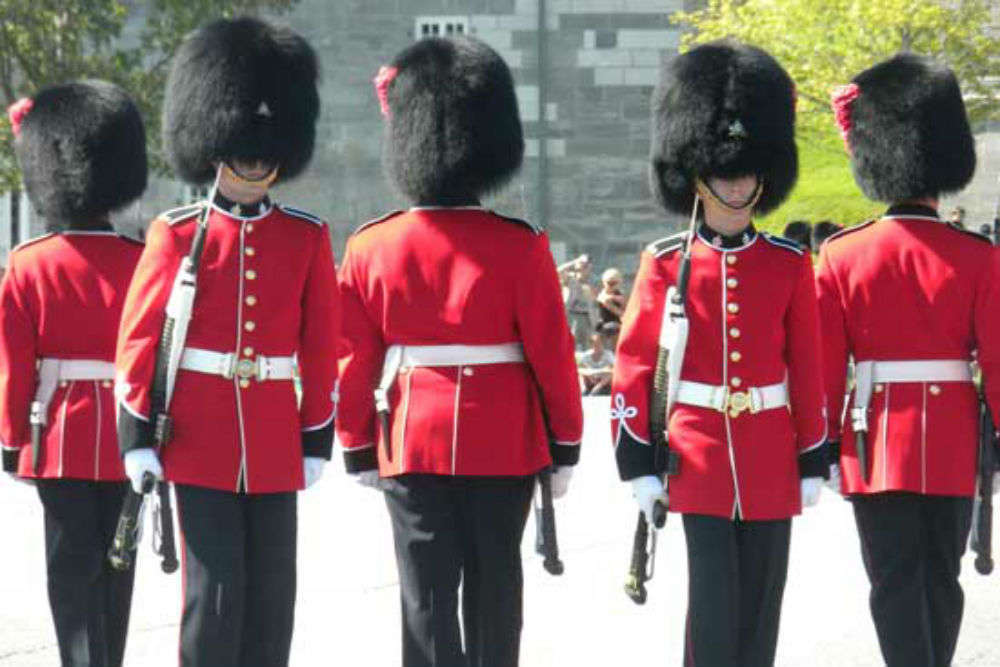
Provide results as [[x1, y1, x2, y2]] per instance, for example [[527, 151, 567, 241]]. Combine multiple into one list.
[[8, 97, 34, 137], [831, 83, 860, 154], [374, 66, 398, 118]]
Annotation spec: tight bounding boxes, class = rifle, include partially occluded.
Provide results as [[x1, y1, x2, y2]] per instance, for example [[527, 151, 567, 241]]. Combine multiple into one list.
[[108, 167, 222, 573], [971, 397, 997, 575], [108, 472, 155, 571], [623, 193, 699, 605], [533, 466, 564, 575]]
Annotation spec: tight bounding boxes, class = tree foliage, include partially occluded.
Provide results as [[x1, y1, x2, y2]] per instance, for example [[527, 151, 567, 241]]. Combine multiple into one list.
[[673, 0, 1000, 226], [0, 0, 299, 191]]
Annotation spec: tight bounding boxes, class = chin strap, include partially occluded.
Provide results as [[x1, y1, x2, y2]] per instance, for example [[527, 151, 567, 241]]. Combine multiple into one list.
[[222, 162, 279, 188], [695, 177, 763, 212]]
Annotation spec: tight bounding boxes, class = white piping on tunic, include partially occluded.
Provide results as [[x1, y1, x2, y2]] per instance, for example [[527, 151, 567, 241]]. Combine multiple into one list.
[[399, 371, 413, 474], [94, 381, 102, 479], [719, 253, 743, 519], [921, 383, 928, 494], [58, 382, 75, 477], [882, 384, 891, 489], [233, 221, 249, 492], [452, 366, 463, 474]]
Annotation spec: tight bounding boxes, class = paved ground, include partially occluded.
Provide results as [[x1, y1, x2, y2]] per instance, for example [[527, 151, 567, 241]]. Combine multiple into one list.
[[2, 397, 999, 666]]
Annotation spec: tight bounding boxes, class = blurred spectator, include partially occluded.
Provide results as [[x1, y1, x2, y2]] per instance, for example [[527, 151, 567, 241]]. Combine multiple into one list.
[[948, 206, 966, 228], [576, 329, 615, 395], [782, 220, 812, 252], [978, 223, 993, 240], [558, 253, 597, 347], [811, 220, 843, 250], [596, 267, 626, 327]]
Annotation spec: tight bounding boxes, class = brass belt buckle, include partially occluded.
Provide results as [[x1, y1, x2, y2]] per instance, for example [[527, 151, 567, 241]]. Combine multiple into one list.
[[726, 390, 751, 418], [235, 357, 258, 381]]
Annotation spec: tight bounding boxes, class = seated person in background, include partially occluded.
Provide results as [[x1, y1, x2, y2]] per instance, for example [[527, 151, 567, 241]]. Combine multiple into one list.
[[576, 327, 615, 395]]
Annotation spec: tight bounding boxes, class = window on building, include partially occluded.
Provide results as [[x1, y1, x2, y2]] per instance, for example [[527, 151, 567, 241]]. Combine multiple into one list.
[[415, 16, 467, 39], [595, 30, 617, 49]]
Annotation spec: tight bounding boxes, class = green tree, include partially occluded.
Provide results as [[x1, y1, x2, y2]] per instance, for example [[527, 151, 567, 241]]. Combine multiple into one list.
[[0, 0, 299, 191], [673, 0, 1000, 230]]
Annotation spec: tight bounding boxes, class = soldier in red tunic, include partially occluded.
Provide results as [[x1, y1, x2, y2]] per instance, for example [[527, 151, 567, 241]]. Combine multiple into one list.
[[817, 53, 1000, 667], [114, 17, 338, 667], [611, 42, 828, 667], [1, 80, 147, 667], [336, 37, 582, 667]]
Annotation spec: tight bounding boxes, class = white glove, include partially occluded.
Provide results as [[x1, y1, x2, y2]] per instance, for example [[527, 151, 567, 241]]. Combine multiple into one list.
[[631, 475, 667, 527], [801, 477, 823, 507], [303, 457, 326, 489], [993, 472, 1000, 495], [123, 449, 163, 494], [352, 470, 380, 489], [550, 466, 573, 499], [825, 463, 842, 493], [6, 472, 33, 487]]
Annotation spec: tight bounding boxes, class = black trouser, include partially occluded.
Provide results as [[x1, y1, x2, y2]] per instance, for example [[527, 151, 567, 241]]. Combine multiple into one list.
[[174, 484, 297, 667], [36, 479, 135, 667], [681, 514, 791, 667], [382, 474, 535, 667], [852, 492, 972, 667]]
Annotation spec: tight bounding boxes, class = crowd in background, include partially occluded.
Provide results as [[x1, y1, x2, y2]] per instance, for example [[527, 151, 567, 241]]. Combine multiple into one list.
[[558, 254, 623, 394]]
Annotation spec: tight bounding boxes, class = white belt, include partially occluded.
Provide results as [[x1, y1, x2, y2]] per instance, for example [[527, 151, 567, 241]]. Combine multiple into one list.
[[179, 347, 295, 381], [851, 359, 972, 435], [675, 380, 788, 417], [31, 358, 115, 427], [375, 343, 525, 413], [868, 359, 972, 384]]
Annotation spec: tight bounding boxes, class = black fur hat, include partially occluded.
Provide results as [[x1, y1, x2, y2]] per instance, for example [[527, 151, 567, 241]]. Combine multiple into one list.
[[13, 80, 147, 228], [381, 37, 524, 204], [841, 53, 975, 202], [650, 41, 798, 216], [163, 16, 319, 184]]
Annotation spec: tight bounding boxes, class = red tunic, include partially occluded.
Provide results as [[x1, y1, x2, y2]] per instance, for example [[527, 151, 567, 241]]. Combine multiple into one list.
[[815, 206, 1000, 496], [612, 227, 828, 521], [115, 198, 340, 493], [335, 208, 583, 477], [0, 230, 142, 480]]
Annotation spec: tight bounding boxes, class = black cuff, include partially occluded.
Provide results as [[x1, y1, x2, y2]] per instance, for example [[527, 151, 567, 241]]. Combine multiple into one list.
[[550, 442, 580, 467], [799, 442, 830, 480], [615, 430, 667, 481], [302, 422, 334, 460], [2, 448, 19, 473], [343, 446, 377, 473], [117, 406, 155, 456]]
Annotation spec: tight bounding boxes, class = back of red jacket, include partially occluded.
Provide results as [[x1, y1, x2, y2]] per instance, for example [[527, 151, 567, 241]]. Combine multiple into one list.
[[336, 208, 583, 476], [0, 230, 142, 479]]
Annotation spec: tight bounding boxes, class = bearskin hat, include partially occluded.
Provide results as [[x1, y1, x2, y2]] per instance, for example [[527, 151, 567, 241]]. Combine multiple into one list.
[[12, 80, 147, 228], [650, 41, 798, 216], [163, 16, 319, 184], [380, 37, 524, 204], [839, 53, 975, 202]]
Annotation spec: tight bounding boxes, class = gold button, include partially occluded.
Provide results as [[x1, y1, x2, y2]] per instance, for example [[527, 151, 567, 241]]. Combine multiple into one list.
[[727, 302, 739, 314], [239, 378, 250, 389], [245, 269, 256, 280], [246, 223, 254, 233], [730, 351, 742, 362], [727, 277, 738, 289], [729, 409, 740, 419], [101, 380, 112, 388], [729, 327, 740, 338], [730, 377, 742, 388], [59, 381, 68, 388], [874, 384, 884, 393], [243, 346, 254, 357], [463, 367, 474, 377], [726, 254, 737, 265], [245, 247, 255, 257], [245, 295, 257, 306], [929, 384, 941, 396], [244, 321, 256, 332]]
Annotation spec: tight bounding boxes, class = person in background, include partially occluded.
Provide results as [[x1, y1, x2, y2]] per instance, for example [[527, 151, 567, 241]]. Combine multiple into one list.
[[336, 36, 582, 667], [819, 53, 1000, 667], [948, 205, 966, 228], [1, 80, 147, 667], [596, 267, 626, 327], [559, 253, 597, 347], [782, 220, 812, 252], [577, 326, 616, 395]]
